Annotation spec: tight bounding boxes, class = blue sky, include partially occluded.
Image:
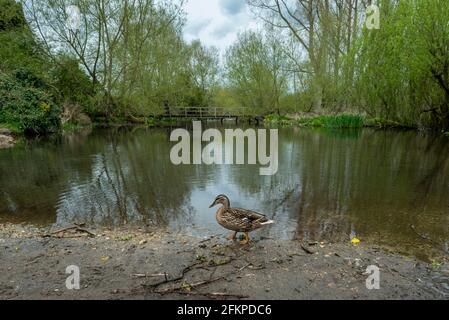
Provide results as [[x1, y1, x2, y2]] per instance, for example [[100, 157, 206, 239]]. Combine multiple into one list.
[[184, 0, 258, 54]]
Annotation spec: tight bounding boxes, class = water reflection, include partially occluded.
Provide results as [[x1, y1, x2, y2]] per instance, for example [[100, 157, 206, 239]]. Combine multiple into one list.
[[0, 125, 448, 260]]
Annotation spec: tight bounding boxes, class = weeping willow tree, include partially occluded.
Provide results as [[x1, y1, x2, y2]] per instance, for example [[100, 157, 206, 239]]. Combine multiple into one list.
[[345, 0, 449, 129], [246, 0, 448, 130]]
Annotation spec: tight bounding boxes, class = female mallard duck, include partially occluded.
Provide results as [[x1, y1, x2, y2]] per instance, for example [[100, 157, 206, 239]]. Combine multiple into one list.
[[209, 194, 274, 244]]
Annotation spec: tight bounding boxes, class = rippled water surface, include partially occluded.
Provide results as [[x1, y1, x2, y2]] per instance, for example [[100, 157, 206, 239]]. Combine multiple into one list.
[[1, 124, 448, 260]]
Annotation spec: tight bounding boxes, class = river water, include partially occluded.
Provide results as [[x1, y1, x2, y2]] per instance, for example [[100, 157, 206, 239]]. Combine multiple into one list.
[[0, 124, 448, 260]]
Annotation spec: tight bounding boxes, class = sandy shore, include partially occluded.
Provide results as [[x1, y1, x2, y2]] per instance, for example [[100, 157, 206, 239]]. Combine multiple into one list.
[[0, 223, 448, 300]]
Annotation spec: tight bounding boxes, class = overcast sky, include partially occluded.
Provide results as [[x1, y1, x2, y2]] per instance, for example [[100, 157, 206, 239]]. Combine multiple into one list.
[[184, 0, 258, 54]]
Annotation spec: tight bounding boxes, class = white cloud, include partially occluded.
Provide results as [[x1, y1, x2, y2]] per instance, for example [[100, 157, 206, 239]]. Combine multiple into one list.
[[185, 18, 212, 37], [219, 0, 246, 15], [183, 0, 258, 54]]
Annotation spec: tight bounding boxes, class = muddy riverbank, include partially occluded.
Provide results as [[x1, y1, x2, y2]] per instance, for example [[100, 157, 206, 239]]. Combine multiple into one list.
[[0, 223, 448, 300]]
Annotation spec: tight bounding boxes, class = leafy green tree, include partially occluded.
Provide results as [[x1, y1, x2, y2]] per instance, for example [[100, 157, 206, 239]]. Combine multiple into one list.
[[50, 55, 95, 105], [186, 40, 219, 107], [0, 72, 60, 134], [0, 0, 61, 134], [350, 0, 449, 129], [225, 31, 288, 115]]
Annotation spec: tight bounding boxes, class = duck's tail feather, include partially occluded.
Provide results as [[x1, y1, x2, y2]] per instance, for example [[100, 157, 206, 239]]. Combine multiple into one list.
[[260, 220, 275, 225]]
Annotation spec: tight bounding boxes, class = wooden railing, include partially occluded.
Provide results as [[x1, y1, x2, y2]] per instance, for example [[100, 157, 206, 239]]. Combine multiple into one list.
[[164, 106, 253, 118]]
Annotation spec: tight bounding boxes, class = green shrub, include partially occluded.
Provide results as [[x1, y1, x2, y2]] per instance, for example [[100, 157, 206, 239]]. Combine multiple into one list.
[[0, 0, 27, 32], [146, 117, 157, 126], [0, 72, 61, 134], [264, 114, 293, 125], [298, 114, 365, 128], [0, 122, 20, 134], [297, 117, 315, 126], [321, 114, 365, 128], [311, 117, 324, 127], [50, 55, 95, 105], [13, 67, 47, 89]]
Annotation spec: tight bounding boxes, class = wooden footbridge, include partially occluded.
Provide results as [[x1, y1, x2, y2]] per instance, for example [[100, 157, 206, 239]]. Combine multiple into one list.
[[162, 106, 262, 123]]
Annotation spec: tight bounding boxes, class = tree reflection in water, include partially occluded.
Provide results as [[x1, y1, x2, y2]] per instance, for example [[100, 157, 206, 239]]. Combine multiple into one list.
[[0, 125, 448, 259]]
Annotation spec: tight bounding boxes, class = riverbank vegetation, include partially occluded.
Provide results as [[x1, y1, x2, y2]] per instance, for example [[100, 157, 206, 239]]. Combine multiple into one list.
[[240, 0, 449, 130], [0, 0, 448, 135]]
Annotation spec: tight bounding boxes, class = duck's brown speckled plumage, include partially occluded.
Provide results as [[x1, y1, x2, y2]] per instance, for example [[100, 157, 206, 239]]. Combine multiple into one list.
[[216, 206, 270, 232], [209, 195, 274, 243]]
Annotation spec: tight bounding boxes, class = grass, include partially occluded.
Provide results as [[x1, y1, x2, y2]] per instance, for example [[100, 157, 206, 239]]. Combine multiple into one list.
[[0, 122, 21, 134], [431, 259, 442, 270], [298, 114, 365, 128], [62, 122, 85, 133], [264, 114, 294, 126]]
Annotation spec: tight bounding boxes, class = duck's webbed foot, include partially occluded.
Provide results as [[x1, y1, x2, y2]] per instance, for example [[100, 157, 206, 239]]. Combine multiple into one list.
[[239, 232, 250, 245]]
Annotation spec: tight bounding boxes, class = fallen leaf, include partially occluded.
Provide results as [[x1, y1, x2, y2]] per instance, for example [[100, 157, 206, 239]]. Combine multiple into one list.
[[181, 281, 192, 292], [119, 235, 133, 241]]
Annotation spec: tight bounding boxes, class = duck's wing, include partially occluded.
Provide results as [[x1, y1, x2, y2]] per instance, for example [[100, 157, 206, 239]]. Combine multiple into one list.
[[220, 208, 272, 231], [227, 208, 269, 222]]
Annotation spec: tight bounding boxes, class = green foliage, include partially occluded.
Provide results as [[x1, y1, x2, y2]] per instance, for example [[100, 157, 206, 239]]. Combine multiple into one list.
[[0, 72, 60, 134], [264, 114, 293, 125], [146, 117, 157, 127], [225, 31, 288, 115], [431, 259, 442, 270], [213, 87, 239, 109], [3, 0, 445, 131], [0, 0, 27, 31], [62, 122, 83, 133], [298, 114, 365, 128], [0, 0, 62, 134], [0, 0, 45, 78], [349, 0, 449, 129], [50, 55, 95, 106], [321, 114, 365, 128], [0, 122, 20, 134], [158, 117, 178, 125]]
